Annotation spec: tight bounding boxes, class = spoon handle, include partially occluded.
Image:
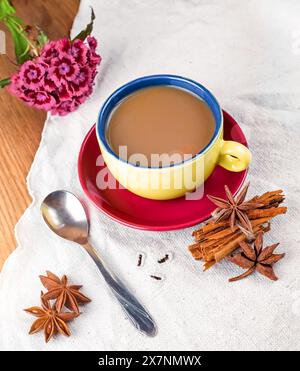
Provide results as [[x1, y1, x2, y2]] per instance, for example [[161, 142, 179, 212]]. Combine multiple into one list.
[[83, 242, 157, 337]]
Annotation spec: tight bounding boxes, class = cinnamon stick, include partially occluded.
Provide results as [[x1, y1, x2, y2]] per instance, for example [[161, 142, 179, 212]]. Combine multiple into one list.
[[203, 224, 271, 270], [188, 188, 286, 271], [214, 224, 270, 263], [247, 207, 287, 219]]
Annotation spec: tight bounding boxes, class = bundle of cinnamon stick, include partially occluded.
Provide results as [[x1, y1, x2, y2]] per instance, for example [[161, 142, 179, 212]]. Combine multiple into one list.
[[189, 190, 287, 271]]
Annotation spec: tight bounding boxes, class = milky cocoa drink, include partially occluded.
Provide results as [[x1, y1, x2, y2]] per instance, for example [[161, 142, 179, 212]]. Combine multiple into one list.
[[106, 86, 215, 167]]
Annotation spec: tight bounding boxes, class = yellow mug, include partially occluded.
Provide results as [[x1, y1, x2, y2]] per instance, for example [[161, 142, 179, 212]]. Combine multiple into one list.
[[96, 75, 251, 200]]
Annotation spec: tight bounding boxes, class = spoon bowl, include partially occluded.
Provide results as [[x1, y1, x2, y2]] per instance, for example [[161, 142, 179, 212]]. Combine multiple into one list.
[[41, 190, 89, 244]]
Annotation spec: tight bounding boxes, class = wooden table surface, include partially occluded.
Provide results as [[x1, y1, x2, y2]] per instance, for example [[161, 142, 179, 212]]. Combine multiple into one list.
[[0, 0, 79, 269]]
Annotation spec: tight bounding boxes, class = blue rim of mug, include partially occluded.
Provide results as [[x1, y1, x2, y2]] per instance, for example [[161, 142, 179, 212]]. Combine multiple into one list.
[[96, 74, 222, 169]]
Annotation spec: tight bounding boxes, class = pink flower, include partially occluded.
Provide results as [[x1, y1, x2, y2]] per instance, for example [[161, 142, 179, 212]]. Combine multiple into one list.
[[87, 36, 102, 67], [87, 36, 97, 51], [89, 52, 102, 69], [19, 61, 45, 89], [20, 88, 35, 103], [50, 54, 79, 84], [59, 38, 72, 54], [70, 66, 91, 96], [56, 82, 72, 101], [8, 74, 22, 95], [43, 75, 57, 92], [27, 91, 56, 110], [71, 39, 88, 65], [76, 94, 88, 105], [51, 99, 76, 116], [7, 35, 101, 116], [40, 40, 60, 62]]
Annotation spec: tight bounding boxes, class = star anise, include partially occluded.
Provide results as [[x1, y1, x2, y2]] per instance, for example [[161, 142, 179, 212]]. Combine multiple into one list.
[[40, 271, 91, 313], [227, 233, 285, 282], [24, 292, 78, 343], [207, 182, 262, 232]]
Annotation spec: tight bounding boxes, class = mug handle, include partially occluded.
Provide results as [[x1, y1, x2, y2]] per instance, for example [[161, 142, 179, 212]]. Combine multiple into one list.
[[218, 140, 252, 172]]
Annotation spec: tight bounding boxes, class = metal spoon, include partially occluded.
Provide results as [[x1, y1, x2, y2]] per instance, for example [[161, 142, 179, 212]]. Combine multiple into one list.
[[41, 190, 157, 337]]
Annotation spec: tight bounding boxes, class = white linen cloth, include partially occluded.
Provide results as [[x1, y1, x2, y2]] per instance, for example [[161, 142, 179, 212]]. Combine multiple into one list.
[[0, 0, 300, 351]]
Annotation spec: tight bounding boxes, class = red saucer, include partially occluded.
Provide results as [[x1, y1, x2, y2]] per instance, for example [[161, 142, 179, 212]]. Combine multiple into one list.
[[78, 111, 248, 231]]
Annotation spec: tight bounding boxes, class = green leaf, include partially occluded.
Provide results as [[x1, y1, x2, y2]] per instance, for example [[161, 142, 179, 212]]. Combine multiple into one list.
[[37, 29, 48, 49], [0, 77, 11, 88], [0, 1, 49, 63], [72, 7, 95, 42], [0, 1, 34, 63], [0, 0, 15, 20], [4, 15, 31, 64]]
